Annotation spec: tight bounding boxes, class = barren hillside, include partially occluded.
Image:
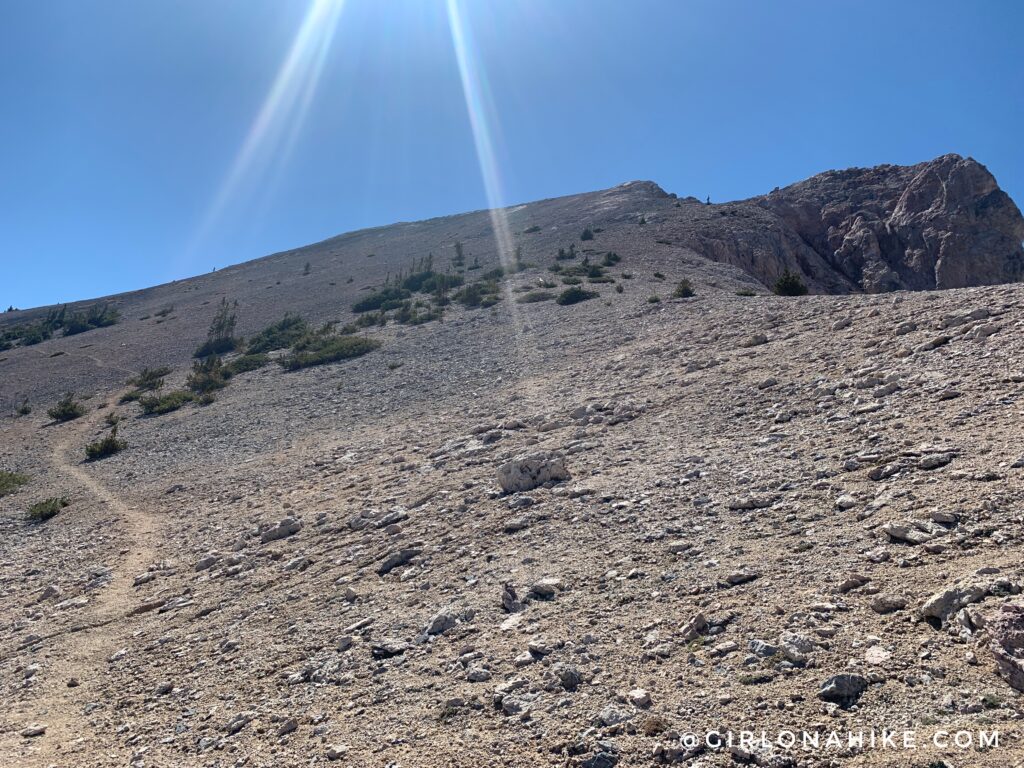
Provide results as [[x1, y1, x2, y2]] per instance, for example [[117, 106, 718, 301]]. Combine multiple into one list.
[[2, 156, 1024, 768]]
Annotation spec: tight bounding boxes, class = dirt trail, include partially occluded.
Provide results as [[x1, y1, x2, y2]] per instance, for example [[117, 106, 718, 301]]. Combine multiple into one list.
[[4, 403, 159, 766]]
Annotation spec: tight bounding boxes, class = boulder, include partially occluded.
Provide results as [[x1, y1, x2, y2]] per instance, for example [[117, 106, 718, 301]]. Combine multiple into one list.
[[497, 452, 569, 493]]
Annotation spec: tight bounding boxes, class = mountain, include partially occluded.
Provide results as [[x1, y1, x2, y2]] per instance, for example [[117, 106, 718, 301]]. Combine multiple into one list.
[[2, 156, 1024, 767]]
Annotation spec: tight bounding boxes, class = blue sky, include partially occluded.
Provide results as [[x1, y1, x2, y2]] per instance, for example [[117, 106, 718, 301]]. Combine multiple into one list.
[[1, 0, 1021, 309]]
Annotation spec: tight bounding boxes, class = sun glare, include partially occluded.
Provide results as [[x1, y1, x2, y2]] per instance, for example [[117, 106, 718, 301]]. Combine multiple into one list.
[[187, 0, 345, 259], [445, 0, 529, 332]]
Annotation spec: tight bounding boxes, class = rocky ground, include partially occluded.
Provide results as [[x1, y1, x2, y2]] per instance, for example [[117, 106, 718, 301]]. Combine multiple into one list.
[[3, 272, 1024, 767], [2, 156, 1024, 767]]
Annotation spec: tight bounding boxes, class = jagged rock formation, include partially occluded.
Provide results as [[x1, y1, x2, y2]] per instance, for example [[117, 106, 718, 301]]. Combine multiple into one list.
[[668, 154, 1024, 293]]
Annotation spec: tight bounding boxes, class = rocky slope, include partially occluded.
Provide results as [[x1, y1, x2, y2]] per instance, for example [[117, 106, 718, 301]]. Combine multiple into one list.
[[2, 156, 1024, 768]]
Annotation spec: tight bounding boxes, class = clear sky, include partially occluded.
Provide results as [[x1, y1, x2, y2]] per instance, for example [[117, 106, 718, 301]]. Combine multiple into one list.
[[1, 0, 1021, 310]]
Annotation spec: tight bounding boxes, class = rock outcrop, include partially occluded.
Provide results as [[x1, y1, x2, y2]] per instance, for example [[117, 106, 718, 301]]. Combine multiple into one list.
[[658, 155, 1024, 294]]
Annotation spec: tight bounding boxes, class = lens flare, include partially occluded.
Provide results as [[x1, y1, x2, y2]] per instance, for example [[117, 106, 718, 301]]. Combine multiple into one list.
[[187, 0, 345, 261], [446, 0, 529, 332]]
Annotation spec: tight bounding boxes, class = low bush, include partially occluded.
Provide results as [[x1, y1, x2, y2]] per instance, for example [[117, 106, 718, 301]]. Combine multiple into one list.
[[225, 353, 269, 376], [556, 287, 598, 306], [280, 333, 381, 371], [85, 425, 126, 460], [580, 228, 594, 241], [195, 298, 239, 357], [187, 356, 228, 394], [16, 398, 31, 416], [648, 295, 661, 303], [246, 314, 309, 353], [516, 290, 555, 304], [773, 269, 809, 296], [139, 390, 194, 415], [0, 470, 29, 497], [601, 252, 621, 266], [673, 279, 695, 298], [352, 287, 411, 313], [47, 393, 86, 423], [127, 366, 171, 392], [27, 496, 69, 522]]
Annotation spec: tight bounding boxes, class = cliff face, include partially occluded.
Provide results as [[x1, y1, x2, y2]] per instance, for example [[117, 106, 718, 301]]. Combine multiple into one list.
[[753, 154, 1024, 292]]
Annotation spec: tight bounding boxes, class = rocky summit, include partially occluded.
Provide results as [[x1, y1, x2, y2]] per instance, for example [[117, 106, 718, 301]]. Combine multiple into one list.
[[2, 155, 1024, 767]]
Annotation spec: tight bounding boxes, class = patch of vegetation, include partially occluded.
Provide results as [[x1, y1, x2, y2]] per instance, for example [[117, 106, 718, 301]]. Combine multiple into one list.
[[104, 411, 121, 427], [128, 366, 171, 392], [601, 252, 621, 267], [556, 287, 598, 306], [187, 355, 229, 394], [0, 470, 30, 497], [47, 393, 86, 423], [580, 228, 594, 241], [139, 390, 194, 415], [27, 496, 70, 523], [246, 314, 309, 353], [16, 398, 31, 416], [673, 278, 695, 298], [353, 286, 412, 313], [516, 290, 555, 304], [225, 353, 269, 376], [615, 284, 624, 294], [773, 269, 809, 296], [391, 301, 444, 326], [64, 304, 121, 336], [653, 271, 665, 280], [561, 276, 582, 286], [280, 330, 381, 371], [523, 225, 541, 234], [85, 425, 126, 460], [736, 288, 758, 296], [648, 295, 661, 303], [194, 298, 239, 357], [556, 244, 577, 260]]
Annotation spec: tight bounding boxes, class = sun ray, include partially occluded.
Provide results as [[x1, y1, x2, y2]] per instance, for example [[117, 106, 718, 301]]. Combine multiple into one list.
[[445, 0, 531, 336], [186, 0, 346, 262]]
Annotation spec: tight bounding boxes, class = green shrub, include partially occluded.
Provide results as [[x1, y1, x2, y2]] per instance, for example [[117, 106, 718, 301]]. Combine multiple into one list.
[[615, 284, 624, 294], [280, 333, 381, 371], [353, 287, 411, 313], [246, 314, 309, 353], [85, 425, 126, 460], [773, 269, 809, 296], [139, 390, 194, 415], [195, 298, 238, 357], [523, 225, 541, 234], [0, 470, 29, 497], [453, 282, 499, 308], [127, 366, 171, 392], [64, 304, 120, 336], [16, 398, 31, 416], [580, 228, 594, 241], [556, 287, 598, 306], [736, 288, 757, 297], [27, 496, 69, 523], [187, 356, 228, 394], [653, 272, 665, 280], [225, 353, 269, 376], [648, 295, 661, 303], [673, 279, 695, 298], [516, 291, 555, 304], [601, 252, 621, 266], [47, 393, 86, 423]]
